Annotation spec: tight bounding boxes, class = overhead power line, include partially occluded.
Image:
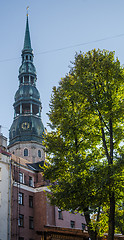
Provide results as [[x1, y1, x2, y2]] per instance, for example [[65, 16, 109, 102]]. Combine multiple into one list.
[[0, 33, 124, 63], [36, 33, 124, 55]]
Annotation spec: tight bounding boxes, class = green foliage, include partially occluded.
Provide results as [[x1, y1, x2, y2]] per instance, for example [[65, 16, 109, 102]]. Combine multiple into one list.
[[90, 207, 109, 237], [115, 201, 124, 234], [44, 49, 124, 240], [90, 202, 124, 237]]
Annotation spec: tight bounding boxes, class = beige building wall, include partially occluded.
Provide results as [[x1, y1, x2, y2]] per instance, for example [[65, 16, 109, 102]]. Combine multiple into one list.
[[0, 153, 11, 240], [8, 141, 45, 163], [0, 135, 7, 150]]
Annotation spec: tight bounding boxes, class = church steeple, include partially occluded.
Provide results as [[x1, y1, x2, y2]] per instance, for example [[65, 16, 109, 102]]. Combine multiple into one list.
[[8, 15, 45, 163], [19, 15, 36, 86], [23, 15, 32, 51]]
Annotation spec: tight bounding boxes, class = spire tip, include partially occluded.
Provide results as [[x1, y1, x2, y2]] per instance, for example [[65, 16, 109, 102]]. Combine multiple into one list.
[[26, 6, 29, 16]]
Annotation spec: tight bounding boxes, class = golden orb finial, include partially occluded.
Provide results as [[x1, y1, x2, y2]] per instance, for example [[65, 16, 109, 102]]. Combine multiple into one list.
[[26, 6, 29, 16]]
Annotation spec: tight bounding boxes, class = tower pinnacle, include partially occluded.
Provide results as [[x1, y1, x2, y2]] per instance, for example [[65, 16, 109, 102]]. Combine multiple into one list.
[[23, 14, 32, 51]]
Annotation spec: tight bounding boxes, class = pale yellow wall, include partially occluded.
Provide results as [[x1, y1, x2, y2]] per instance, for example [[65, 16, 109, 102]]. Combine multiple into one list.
[[0, 153, 10, 240]]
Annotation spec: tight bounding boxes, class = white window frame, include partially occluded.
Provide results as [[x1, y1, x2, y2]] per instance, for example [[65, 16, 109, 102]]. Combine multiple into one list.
[[29, 176, 34, 187], [18, 192, 23, 205], [19, 172, 24, 184], [18, 214, 24, 227]]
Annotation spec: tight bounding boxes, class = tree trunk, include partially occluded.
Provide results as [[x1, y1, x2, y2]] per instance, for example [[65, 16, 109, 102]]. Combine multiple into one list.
[[108, 192, 115, 240], [108, 118, 115, 240], [84, 207, 97, 240]]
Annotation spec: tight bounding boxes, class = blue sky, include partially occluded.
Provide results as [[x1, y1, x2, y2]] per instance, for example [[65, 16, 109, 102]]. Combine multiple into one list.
[[0, 0, 124, 140]]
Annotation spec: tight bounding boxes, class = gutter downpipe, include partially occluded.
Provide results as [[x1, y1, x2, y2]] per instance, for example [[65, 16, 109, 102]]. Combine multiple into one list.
[[8, 155, 12, 240]]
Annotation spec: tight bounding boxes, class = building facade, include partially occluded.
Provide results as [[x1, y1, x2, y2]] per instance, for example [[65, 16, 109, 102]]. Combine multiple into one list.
[[10, 154, 87, 240], [0, 134, 11, 240]]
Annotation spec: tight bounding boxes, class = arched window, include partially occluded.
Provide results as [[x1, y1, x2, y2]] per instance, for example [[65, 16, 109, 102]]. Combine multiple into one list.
[[24, 148, 28, 156], [38, 150, 41, 158]]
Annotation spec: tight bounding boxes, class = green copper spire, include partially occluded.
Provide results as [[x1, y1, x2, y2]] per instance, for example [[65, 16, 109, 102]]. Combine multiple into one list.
[[23, 15, 32, 50], [8, 12, 45, 150]]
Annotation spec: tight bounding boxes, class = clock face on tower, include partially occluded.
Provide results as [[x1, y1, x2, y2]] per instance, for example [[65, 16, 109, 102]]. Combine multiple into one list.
[[21, 122, 30, 130]]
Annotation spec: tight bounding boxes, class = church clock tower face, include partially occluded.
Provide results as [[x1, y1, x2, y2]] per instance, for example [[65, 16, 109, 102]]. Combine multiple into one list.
[[21, 122, 30, 130]]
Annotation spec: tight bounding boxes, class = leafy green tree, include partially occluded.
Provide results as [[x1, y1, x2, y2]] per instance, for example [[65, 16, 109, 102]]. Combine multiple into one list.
[[44, 49, 124, 240], [115, 202, 124, 234]]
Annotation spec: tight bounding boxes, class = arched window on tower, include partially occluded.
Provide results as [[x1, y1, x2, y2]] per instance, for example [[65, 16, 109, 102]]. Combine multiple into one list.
[[24, 148, 28, 157], [38, 150, 41, 158]]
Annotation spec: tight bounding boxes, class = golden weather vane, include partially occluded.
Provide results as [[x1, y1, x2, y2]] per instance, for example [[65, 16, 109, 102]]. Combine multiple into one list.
[[27, 6, 29, 16]]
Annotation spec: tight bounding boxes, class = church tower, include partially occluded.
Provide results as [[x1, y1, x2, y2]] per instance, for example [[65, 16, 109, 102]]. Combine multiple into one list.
[[8, 15, 45, 163]]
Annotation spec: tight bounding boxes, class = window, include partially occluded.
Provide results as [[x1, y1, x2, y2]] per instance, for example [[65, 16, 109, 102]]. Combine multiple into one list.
[[29, 176, 33, 187], [18, 214, 24, 227], [38, 150, 41, 158], [24, 148, 28, 156], [19, 172, 24, 183], [26, 55, 28, 60], [82, 223, 85, 231], [70, 220, 75, 228], [29, 216, 34, 229], [29, 196, 33, 208], [24, 76, 29, 84], [58, 209, 63, 220], [0, 168, 1, 181], [18, 192, 24, 205]]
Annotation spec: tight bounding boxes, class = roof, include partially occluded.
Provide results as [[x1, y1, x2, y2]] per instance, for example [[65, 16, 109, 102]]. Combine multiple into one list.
[[37, 226, 89, 239], [27, 161, 45, 172], [0, 148, 11, 157], [11, 154, 30, 168], [9, 115, 45, 146], [11, 154, 45, 172]]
